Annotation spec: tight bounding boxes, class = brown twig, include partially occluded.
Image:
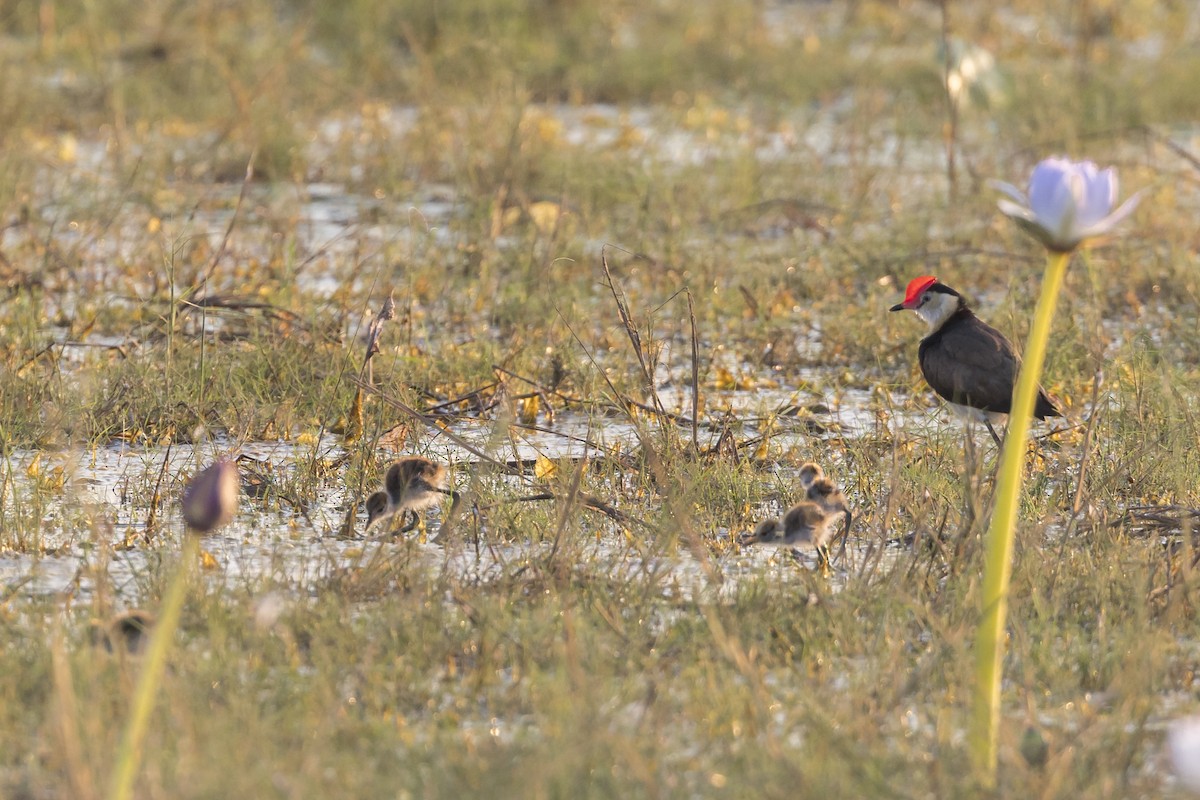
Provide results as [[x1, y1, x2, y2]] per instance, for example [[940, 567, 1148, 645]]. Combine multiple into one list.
[[141, 443, 173, 544], [361, 291, 397, 385], [938, 0, 958, 198], [483, 491, 650, 532], [546, 459, 588, 567], [182, 294, 307, 327], [1069, 370, 1105, 522], [601, 247, 668, 420], [193, 152, 255, 294], [354, 376, 521, 474], [1143, 124, 1200, 174], [1118, 505, 1200, 532], [686, 287, 700, 454]]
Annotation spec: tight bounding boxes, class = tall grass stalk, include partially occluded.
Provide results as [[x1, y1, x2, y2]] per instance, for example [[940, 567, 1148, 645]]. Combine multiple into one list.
[[107, 535, 199, 800], [972, 249, 1070, 782]]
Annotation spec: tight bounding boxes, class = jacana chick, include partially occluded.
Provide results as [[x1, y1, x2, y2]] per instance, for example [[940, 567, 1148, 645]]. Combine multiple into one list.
[[90, 609, 156, 656], [364, 490, 391, 530], [800, 463, 854, 558], [366, 456, 458, 534], [739, 501, 842, 551]]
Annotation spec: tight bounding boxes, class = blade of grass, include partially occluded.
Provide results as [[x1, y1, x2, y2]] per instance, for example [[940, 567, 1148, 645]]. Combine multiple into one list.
[[107, 535, 199, 800]]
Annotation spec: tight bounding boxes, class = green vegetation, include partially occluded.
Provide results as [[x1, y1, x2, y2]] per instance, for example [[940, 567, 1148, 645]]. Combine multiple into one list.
[[1, 0, 1199, 796]]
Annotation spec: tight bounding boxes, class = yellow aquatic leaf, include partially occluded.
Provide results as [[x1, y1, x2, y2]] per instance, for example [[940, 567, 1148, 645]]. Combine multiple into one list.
[[769, 288, 798, 315], [534, 455, 556, 480], [613, 123, 644, 149], [344, 388, 364, 443], [43, 466, 66, 491], [58, 134, 77, 163], [161, 119, 205, 137], [501, 206, 522, 230], [199, 550, 220, 570], [530, 115, 563, 144], [527, 201, 565, 235], [520, 395, 539, 425], [713, 366, 737, 390]]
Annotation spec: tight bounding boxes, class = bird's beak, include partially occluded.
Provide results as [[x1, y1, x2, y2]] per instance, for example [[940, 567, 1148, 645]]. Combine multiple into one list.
[[889, 302, 906, 312]]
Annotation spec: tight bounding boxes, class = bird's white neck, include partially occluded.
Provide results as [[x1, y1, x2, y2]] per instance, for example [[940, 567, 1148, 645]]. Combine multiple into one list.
[[915, 291, 961, 331]]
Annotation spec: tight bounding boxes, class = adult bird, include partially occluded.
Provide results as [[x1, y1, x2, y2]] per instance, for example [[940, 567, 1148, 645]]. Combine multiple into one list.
[[890, 275, 1060, 445]]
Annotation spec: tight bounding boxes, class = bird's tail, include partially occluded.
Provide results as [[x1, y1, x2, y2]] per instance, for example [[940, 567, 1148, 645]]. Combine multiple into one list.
[[1035, 391, 1061, 420]]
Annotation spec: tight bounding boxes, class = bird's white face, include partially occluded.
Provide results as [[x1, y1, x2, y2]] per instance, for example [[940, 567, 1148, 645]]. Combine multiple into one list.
[[910, 288, 961, 330]]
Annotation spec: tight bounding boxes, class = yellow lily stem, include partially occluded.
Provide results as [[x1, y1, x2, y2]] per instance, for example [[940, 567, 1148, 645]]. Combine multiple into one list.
[[972, 250, 1071, 784], [108, 535, 199, 800]]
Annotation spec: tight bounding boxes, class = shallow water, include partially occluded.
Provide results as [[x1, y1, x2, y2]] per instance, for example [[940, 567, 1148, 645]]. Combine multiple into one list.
[[0, 97, 1133, 608], [1, 401, 889, 607]]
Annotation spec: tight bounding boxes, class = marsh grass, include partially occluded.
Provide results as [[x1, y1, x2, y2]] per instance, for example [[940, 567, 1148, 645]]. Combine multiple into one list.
[[2, 0, 1200, 797]]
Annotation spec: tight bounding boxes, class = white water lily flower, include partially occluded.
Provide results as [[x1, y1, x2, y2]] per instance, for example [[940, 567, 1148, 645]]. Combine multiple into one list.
[[993, 157, 1143, 252], [1169, 716, 1200, 793]]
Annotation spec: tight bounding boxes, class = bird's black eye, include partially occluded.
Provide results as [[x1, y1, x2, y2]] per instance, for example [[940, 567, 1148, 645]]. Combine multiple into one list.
[[919, 292, 930, 306]]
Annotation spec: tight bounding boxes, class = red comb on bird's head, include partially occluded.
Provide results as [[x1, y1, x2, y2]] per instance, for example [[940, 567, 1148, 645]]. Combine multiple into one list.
[[901, 275, 938, 308]]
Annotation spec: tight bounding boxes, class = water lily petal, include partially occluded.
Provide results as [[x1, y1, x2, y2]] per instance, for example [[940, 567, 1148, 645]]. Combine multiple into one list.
[[1010, 216, 1068, 251], [1026, 158, 1073, 214], [996, 198, 1035, 222], [1027, 161, 1079, 245], [997, 198, 1075, 249], [990, 180, 1028, 206], [1077, 188, 1145, 239], [1075, 165, 1117, 230]]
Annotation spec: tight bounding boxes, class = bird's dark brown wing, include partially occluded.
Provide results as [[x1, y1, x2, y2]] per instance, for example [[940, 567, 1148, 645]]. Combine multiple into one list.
[[919, 313, 1060, 418], [920, 315, 1020, 413]]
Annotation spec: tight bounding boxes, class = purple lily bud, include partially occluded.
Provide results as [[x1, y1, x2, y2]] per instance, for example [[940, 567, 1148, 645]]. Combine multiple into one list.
[[182, 459, 239, 533]]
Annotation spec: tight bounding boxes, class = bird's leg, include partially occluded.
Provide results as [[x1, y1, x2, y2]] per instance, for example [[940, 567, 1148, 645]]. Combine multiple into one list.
[[397, 510, 418, 533], [835, 510, 854, 564], [962, 431, 981, 526], [985, 419, 1003, 448], [432, 487, 464, 544], [815, 546, 832, 576]]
